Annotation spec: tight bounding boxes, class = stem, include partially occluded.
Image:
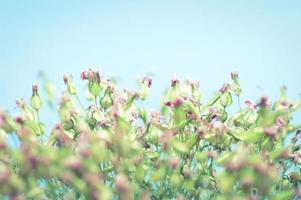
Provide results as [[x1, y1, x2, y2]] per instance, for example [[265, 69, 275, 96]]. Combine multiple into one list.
[[36, 109, 43, 143], [237, 95, 242, 113], [237, 95, 247, 130], [94, 95, 98, 106], [75, 95, 87, 115]]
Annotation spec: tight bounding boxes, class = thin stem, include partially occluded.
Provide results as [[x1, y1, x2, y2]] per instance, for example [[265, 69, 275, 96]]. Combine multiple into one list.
[[237, 95, 243, 113], [94, 95, 98, 106], [237, 95, 247, 130], [75, 95, 87, 115], [36, 109, 43, 142]]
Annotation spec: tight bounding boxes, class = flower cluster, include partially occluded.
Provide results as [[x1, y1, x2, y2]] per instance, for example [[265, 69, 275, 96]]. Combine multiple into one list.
[[0, 70, 300, 200]]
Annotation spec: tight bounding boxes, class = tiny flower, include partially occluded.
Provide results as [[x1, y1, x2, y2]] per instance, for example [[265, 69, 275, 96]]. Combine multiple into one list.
[[115, 174, 129, 192], [258, 96, 270, 108], [16, 98, 25, 108], [171, 78, 179, 87], [264, 127, 278, 139], [168, 156, 180, 169], [164, 101, 172, 107], [173, 97, 183, 107], [63, 75, 69, 84], [231, 72, 239, 80], [142, 77, 152, 88], [80, 71, 89, 80], [95, 70, 101, 84], [15, 116, 24, 124], [32, 84, 38, 95], [245, 100, 256, 110], [219, 84, 228, 93], [276, 117, 285, 129]]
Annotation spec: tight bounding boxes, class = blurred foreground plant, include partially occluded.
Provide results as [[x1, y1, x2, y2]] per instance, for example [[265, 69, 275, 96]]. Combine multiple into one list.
[[0, 70, 301, 200]]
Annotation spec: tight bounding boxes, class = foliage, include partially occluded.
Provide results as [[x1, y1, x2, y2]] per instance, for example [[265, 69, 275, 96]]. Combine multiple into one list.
[[0, 70, 301, 200]]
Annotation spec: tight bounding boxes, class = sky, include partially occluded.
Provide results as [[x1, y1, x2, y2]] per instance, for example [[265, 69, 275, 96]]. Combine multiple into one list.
[[0, 0, 300, 125]]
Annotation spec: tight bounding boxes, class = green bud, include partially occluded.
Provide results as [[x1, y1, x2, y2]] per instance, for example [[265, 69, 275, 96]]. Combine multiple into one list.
[[220, 92, 232, 107], [138, 108, 147, 123], [219, 110, 228, 122], [233, 82, 241, 96], [31, 85, 42, 110], [100, 93, 113, 109], [63, 75, 77, 95], [89, 81, 101, 97], [31, 95, 42, 110]]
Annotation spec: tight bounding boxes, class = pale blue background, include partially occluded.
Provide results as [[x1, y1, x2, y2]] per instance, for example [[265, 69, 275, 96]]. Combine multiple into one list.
[[0, 1, 300, 126]]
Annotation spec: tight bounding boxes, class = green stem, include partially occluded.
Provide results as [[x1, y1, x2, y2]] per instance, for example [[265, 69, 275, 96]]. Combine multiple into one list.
[[237, 95, 248, 130], [35, 109, 43, 142], [75, 95, 87, 115], [94, 95, 98, 105]]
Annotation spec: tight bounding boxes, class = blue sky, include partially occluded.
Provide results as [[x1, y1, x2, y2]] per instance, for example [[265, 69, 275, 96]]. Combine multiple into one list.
[[0, 1, 300, 124]]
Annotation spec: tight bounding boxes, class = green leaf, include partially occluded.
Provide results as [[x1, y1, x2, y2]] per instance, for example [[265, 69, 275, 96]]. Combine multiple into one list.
[[173, 105, 187, 128], [170, 138, 189, 153], [116, 117, 130, 134]]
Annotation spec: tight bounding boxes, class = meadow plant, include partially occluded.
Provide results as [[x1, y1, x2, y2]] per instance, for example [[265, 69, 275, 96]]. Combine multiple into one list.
[[0, 70, 301, 199]]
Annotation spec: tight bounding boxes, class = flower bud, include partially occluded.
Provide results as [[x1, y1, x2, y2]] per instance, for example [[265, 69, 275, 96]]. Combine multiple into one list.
[[83, 70, 102, 97], [171, 77, 179, 87], [220, 92, 232, 107], [100, 93, 113, 109], [31, 84, 42, 110], [63, 75, 77, 95], [233, 82, 241, 96]]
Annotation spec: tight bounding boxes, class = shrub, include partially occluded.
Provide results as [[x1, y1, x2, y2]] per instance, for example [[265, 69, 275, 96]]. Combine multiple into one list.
[[0, 70, 300, 199]]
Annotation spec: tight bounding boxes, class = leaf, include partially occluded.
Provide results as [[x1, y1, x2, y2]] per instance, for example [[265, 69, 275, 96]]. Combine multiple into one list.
[[206, 93, 220, 107], [116, 117, 130, 134], [227, 127, 264, 143], [151, 167, 166, 182], [173, 105, 187, 129], [24, 121, 45, 136], [216, 152, 232, 165], [185, 134, 198, 149], [170, 138, 189, 153]]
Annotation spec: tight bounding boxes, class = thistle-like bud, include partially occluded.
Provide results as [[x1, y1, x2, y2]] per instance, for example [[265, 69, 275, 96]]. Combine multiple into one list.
[[31, 84, 42, 110], [171, 77, 179, 87], [63, 75, 77, 95], [230, 72, 241, 96], [231, 72, 239, 81], [82, 70, 102, 97], [220, 91, 232, 107]]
